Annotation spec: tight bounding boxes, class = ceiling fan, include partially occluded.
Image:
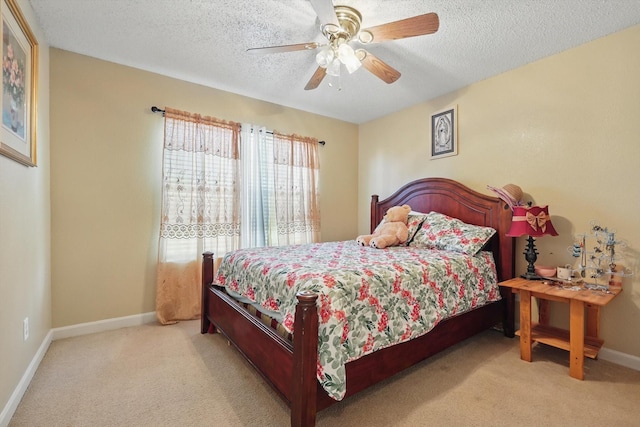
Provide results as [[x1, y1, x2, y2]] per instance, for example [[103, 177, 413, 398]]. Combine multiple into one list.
[[247, 0, 440, 90]]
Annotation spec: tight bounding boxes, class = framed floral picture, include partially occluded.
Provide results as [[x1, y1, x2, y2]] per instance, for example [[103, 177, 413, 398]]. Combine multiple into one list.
[[0, 0, 37, 166], [430, 105, 457, 159]]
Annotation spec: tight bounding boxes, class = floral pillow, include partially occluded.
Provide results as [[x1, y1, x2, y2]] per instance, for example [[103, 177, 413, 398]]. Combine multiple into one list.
[[405, 211, 429, 246], [410, 211, 496, 255]]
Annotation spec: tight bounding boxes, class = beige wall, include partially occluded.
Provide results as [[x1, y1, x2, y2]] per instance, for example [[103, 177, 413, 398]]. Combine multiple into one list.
[[359, 25, 640, 357], [0, 0, 50, 414], [49, 49, 358, 328]]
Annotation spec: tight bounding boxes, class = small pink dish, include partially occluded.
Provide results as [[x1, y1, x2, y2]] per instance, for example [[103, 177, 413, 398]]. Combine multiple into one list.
[[535, 265, 556, 277]]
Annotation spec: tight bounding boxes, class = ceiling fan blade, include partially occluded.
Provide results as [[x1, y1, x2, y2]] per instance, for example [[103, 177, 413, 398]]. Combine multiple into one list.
[[310, 0, 339, 26], [360, 13, 439, 43], [356, 50, 401, 84], [247, 42, 320, 54], [304, 67, 327, 90]]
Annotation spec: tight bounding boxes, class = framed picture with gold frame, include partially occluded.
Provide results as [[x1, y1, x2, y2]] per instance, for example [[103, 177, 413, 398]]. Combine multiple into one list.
[[0, 0, 38, 166], [430, 105, 457, 159]]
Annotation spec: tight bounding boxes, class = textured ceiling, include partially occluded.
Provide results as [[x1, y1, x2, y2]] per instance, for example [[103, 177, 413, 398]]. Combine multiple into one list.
[[27, 0, 640, 124]]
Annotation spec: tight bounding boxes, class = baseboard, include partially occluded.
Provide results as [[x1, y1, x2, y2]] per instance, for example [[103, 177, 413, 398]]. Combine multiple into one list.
[[51, 311, 157, 340], [599, 347, 640, 371], [0, 329, 53, 427], [1, 312, 157, 427]]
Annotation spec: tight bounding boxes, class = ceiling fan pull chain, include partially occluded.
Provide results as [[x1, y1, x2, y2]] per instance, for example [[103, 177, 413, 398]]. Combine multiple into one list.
[[328, 73, 342, 91]]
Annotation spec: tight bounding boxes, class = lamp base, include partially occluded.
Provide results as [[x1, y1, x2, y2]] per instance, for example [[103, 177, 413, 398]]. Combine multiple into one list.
[[522, 235, 541, 280]]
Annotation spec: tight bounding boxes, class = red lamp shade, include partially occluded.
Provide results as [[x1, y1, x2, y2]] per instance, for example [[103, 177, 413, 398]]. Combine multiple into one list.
[[507, 205, 558, 280], [507, 205, 558, 238]]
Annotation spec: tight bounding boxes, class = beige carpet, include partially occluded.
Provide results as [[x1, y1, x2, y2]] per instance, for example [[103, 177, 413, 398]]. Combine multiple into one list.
[[9, 320, 640, 427]]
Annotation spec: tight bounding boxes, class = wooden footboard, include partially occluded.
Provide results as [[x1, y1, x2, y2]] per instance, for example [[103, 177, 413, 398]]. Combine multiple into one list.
[[201, 252, 323, 425]]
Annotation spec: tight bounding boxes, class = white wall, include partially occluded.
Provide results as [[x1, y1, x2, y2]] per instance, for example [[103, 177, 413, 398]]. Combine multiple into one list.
[[0, 0, 50, 420]]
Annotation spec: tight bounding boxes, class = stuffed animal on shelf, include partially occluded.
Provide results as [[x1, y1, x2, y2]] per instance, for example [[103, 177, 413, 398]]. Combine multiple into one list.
[[356, 204, 411, 249]]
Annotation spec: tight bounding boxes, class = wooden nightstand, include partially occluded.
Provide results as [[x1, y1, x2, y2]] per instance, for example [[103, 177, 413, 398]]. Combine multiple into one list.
[[499, 277, 621, 380]]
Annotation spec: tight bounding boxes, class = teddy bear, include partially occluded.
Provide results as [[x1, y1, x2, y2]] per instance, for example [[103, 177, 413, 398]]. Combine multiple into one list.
[[356, 204, 411, 249]]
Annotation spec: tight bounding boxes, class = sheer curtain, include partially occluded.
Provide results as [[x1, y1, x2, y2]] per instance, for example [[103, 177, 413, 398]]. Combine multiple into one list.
[[240, 124, 270, 248], [272, 132, 321, 245], [156, 108, 241, 325]]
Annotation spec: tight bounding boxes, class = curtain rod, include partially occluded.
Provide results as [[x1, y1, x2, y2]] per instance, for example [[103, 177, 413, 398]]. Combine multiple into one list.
[[151, 106, 325, 146]]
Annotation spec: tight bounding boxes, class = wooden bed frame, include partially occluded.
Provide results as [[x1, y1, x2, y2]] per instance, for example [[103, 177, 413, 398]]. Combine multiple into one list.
[[201, 177, 515, 427]]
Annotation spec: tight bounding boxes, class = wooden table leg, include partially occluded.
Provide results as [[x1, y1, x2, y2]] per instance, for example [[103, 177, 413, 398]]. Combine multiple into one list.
[[520, 290, 532, 362], [569, 299, 585, 380]]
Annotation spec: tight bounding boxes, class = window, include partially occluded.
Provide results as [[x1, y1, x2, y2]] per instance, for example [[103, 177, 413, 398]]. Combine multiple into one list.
[[158, 109, 320, 263]]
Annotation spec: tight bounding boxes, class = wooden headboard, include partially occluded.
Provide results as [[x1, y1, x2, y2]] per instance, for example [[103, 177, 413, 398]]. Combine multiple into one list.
[[370, 177, 515, 282]]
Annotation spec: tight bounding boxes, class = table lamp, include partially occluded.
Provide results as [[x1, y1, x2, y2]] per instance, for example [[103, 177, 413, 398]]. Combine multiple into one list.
[[506, 204, 558, 280]]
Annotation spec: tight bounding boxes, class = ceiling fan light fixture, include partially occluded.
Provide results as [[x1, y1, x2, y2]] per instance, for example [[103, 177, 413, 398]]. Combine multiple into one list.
[[343, 56, 361, 74], [327, 58, 341, 77], [315, 46, 335, 68], [337, 43, 361, 74]]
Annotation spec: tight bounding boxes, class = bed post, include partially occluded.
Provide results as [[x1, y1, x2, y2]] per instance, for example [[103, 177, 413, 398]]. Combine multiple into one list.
[[370, 195, 379, 233], [291, 291, 319, 427], [201, 251, 214, 334]]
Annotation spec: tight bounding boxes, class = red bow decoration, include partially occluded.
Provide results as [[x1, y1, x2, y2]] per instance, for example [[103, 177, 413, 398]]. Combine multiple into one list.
[[526, 211, 550, 233]]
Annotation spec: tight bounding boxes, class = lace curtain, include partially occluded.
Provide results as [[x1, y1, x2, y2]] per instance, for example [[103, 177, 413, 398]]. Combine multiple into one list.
[[156, 108, 240, 325], [272, 132, 321, 245], [155, 108, 321, 324]]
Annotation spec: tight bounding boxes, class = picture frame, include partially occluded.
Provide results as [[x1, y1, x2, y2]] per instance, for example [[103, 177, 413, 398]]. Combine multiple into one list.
[[430, 105, 457, 159], [0, 0, 37, 166]]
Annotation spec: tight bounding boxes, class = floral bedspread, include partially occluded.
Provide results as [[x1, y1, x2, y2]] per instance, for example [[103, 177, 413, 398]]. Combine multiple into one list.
[[214, 240, 499, 401]]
